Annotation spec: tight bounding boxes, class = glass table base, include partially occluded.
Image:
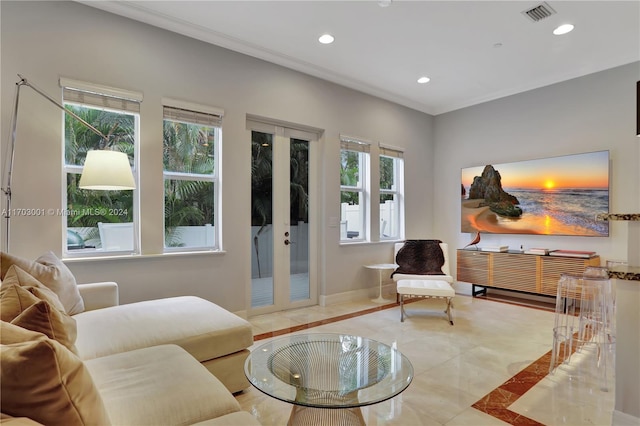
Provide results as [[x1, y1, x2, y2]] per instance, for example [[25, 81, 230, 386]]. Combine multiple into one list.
[[288, 405, 365, 426]]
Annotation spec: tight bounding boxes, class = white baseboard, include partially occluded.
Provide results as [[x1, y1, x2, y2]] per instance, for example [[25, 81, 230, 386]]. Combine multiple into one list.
[[612, 410, 640, 425], [319, 288, 370, 306], [320, 283, 396, 306], [453, 282, 473, 296], [233, 309, 248, 319]]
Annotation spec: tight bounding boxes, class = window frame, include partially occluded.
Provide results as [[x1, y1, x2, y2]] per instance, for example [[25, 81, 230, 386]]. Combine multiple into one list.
[[339, 135, 371, 243], [379, 145, 405, 241], [61, 80, 141, 258], [162, 100, 223, 253]]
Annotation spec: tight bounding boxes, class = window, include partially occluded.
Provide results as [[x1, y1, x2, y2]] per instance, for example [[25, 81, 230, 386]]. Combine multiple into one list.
[[62, 79, 141, 255], [379, 145, 404, 240], [163, 100, 222, 251], [340, 136, 370, 242]]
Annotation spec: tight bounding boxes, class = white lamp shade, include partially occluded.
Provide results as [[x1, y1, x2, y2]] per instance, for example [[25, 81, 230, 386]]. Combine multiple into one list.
[[79, 150, 136, 190]]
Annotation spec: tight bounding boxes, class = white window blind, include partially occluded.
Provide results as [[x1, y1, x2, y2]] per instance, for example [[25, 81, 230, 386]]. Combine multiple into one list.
[[163, 106, 222, 127], [63, 88, 141, 113], [379, 144, 404, 158], [340, 135, 371, 153], [60, 78, 142, 113]]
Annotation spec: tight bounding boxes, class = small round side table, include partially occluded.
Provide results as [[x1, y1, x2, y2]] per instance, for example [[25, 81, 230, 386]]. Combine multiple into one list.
[[364, 263, 398, 303]]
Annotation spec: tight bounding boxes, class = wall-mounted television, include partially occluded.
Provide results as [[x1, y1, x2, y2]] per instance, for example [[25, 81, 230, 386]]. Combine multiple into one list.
[[461, 150, 610, 236]]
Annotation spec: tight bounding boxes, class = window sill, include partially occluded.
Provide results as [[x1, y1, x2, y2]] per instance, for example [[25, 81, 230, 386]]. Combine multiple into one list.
[[63, 249, 226, 263], [339, 239, 403, 246]]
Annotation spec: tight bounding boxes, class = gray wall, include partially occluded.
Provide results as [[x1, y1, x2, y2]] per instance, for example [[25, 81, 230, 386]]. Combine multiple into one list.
[[0, 1, 434, 312], [2, 1, 638, 312], [434, 62, 640, 294]]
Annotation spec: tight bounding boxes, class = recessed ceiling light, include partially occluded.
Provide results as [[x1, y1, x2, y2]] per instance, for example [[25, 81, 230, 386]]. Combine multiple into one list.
[[318, 34, 334, 44], [553, 24, 574, 35], [417, 76, 431, 84]]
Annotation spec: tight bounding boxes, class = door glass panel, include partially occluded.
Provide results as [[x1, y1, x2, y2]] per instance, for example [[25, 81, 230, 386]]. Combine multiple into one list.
[[251, 131, 274, 307], [250, 129, 314, 311], [289, 138, 310, 302]]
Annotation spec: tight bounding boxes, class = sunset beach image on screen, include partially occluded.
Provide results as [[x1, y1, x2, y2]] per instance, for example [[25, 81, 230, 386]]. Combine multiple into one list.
[[460, 150, 609, 236]]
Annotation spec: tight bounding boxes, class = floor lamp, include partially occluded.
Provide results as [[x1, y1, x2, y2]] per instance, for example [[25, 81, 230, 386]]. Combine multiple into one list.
[[636, 81, 640, 138], [1, 74, 136, 252]]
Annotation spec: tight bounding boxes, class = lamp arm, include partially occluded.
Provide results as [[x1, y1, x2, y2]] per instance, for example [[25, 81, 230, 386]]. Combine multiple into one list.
[[3, 79, 20, 196], [15, 74, 109, 141], [1, 74, 109, 252]]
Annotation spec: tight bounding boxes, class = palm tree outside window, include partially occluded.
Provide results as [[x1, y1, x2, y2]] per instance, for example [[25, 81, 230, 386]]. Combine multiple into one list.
[[379, 145, 404, 240], [162, 103, 221, 251], [63, 84, 139, 255], [340, 136, 370, 242]]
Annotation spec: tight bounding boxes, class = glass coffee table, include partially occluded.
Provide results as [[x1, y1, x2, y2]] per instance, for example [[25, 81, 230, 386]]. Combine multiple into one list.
[[244, 333, 413, 425]]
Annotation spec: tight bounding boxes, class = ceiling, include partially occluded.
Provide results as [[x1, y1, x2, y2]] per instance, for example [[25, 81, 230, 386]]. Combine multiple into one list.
[[79, 1, 640, 115]]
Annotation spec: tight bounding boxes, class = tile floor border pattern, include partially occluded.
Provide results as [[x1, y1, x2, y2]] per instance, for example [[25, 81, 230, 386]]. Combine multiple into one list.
[[252, 301, 400, 341], [252, 295, 558, 426]]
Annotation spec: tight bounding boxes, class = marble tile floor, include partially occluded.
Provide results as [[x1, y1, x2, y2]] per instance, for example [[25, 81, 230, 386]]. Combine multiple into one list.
[[237, 295, 614, 425]]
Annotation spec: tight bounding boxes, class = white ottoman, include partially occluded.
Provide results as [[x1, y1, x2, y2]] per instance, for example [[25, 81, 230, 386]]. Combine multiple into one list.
[[396, 279, 455, 324]]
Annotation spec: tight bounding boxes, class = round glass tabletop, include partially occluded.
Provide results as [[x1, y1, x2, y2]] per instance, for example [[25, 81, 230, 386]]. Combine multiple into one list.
[[244, 333, 414, 409]]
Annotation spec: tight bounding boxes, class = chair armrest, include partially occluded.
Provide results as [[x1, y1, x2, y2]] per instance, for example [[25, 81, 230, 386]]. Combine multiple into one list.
[[77, 282, 119, 312]]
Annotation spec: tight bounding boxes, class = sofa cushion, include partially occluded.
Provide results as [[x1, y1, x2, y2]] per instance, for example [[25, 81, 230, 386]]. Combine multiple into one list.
[[0, 322, 111, 426], [0, 251, 84, 315], [2, 265, 66, 313], [191, 412, 262, 425], [84, 344, 241, 426], [0, 284, 41, 322], [11, 300, 78, 354], [74, 296, 253, 363]]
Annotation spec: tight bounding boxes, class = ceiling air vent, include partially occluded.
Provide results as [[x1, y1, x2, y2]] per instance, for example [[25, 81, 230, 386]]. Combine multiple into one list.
[[522, 2, 556, 22]]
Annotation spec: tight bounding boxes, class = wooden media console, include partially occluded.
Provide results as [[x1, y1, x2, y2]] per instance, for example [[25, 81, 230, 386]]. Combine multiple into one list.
[[456, 249, 601, 297]]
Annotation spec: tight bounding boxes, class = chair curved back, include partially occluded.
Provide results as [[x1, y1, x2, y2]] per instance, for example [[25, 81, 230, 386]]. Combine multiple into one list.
[[393, 241, 452, 279]]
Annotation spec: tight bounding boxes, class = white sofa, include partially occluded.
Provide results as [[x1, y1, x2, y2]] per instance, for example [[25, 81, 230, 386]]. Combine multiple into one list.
[[1, 276, 260, 425], [73, 281, 260, 425], [75, 282, 254, 394]]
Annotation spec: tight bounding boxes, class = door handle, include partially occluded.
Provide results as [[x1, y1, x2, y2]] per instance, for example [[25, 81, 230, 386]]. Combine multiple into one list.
[[284, 239, 295, 245]]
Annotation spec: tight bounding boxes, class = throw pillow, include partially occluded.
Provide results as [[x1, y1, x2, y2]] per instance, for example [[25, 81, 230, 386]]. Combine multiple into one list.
[[0, 322, 111, 426], [0, 319, 47, 344], [0, 284, 41, 322], [0, 417, 45, 425], [2, 265, 66, 313], [11, 300, 78, 354], [0, 251, 84, 315]]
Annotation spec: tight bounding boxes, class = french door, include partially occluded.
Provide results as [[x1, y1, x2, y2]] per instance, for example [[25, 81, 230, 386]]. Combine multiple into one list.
[[249, 119, 319, 314]]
